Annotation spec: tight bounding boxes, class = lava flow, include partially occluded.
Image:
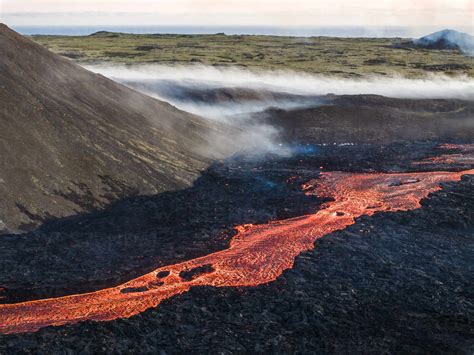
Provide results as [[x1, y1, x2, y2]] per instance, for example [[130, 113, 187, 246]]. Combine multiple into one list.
[[0, 169, 472, 334]]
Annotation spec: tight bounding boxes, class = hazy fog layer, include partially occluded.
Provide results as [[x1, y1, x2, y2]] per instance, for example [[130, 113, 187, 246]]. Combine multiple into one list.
[[4, 0, 472, 29]]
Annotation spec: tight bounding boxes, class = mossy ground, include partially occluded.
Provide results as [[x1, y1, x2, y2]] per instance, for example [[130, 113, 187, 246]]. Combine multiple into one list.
[[32, 32, 474, 78]]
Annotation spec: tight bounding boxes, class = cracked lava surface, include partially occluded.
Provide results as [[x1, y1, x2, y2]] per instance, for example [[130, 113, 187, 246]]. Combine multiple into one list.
[[0, 168, 473, 334]]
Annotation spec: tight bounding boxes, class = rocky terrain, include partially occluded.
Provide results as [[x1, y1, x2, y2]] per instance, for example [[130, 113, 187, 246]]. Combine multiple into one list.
[[0, 25, 473, 353], [0, 143, 472, 353], [0, 142, 470, 304], [259, 94, 474, 144]]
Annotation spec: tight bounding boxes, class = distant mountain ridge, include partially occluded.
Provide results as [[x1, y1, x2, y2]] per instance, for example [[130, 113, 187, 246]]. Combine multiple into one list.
[[0, 24, 227, 233]]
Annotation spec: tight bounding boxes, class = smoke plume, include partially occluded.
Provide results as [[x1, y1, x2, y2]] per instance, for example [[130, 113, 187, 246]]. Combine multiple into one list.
[[86, 64, 474, 100], [413, 29, 474, 56]]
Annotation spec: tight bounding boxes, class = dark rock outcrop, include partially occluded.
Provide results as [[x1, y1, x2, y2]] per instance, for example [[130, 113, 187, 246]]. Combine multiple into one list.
[[256, 95, 474, 144]]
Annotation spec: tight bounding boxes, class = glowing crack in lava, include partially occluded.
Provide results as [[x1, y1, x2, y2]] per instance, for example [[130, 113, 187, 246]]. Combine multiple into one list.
[[0, 169, 473, 334]]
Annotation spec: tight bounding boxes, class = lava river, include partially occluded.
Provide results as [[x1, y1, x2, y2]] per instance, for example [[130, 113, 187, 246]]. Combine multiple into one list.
[[0, 169, 473, 334]]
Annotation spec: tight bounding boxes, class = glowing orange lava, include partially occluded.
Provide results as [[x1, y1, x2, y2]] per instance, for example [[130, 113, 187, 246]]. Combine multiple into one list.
[[0, 169, 472, 334]]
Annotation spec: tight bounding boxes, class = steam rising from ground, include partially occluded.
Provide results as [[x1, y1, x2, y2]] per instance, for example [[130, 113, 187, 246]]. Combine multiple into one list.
[[87, 65, 474, 100], [86, 64, 474, 157]]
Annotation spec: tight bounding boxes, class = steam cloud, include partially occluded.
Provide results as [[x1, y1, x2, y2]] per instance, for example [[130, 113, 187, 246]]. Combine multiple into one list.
[[87, 64, 474, 100], [86, 64, 474, 157]]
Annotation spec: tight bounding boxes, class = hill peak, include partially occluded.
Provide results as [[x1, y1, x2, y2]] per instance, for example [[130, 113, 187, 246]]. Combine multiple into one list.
[[414, 29, 474, 54]]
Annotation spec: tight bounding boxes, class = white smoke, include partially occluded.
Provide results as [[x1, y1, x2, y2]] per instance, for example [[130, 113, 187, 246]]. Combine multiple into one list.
[[84, 64, 474, 157], [86, 64, 474, 101]]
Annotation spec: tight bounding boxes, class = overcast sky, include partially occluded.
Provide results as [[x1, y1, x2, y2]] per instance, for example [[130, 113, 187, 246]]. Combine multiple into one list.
[[1, 0, 473, 28]]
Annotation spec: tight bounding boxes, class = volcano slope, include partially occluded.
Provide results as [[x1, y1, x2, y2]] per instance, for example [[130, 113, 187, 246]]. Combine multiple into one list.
[[0, 24, 229, 233]]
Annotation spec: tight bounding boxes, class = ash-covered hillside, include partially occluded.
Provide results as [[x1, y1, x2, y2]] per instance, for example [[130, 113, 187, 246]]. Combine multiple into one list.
[[0, 24, 232, 233]]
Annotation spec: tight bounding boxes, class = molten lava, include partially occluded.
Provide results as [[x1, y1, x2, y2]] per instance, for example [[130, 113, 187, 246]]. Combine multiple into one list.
[[0, 169, 472, 334]]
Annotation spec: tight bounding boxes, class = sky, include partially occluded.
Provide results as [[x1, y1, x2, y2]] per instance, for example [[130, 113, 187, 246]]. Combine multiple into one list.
[[1, 0, 473, 29]]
